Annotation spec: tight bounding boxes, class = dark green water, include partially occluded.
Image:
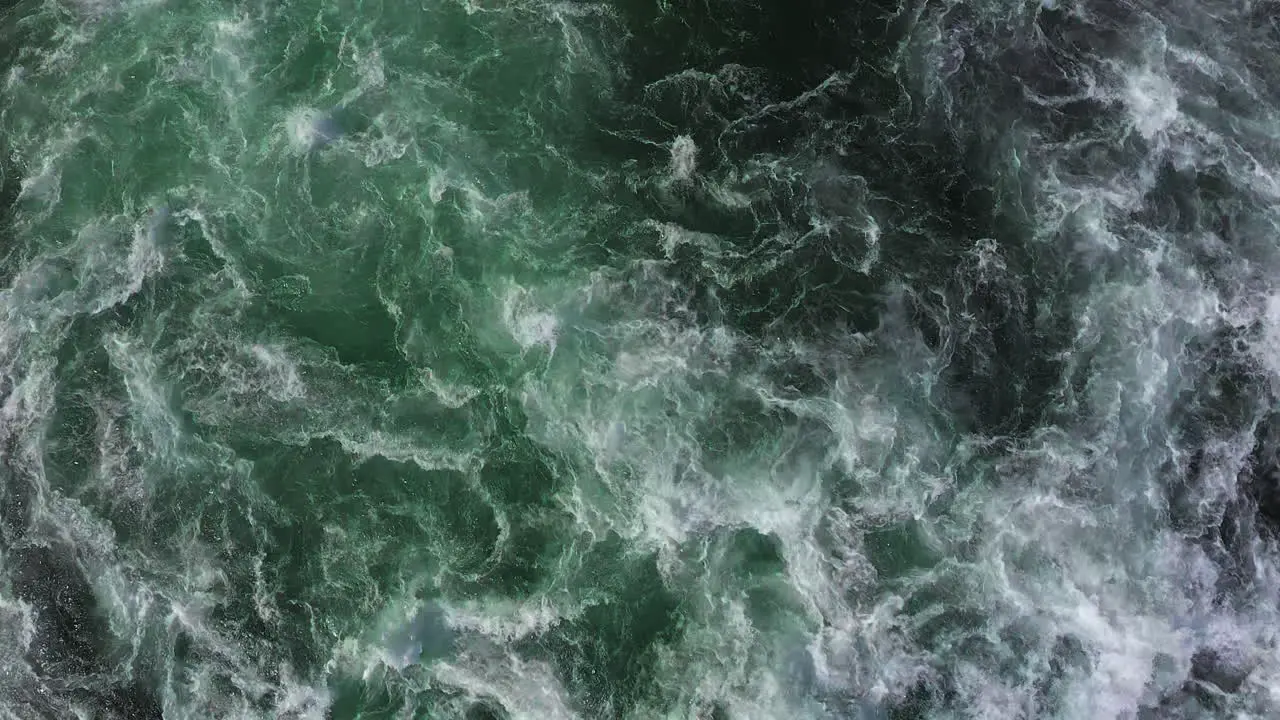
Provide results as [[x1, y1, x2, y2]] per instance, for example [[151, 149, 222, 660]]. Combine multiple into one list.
[[4, 0, 1280, 718]]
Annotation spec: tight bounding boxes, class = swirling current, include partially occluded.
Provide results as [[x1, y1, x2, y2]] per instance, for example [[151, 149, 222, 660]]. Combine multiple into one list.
[[3, 0, 1280, 718]]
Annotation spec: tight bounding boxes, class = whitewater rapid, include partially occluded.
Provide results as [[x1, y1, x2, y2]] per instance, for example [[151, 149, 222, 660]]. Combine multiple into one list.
[[1, 0, 1280, 718]]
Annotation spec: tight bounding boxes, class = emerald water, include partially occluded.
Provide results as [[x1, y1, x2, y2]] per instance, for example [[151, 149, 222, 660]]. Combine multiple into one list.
[[4, 0, 1280, 717]]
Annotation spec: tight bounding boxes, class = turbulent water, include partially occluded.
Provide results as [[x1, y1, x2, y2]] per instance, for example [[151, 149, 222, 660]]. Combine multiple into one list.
[[3, 0, 1280, 718]]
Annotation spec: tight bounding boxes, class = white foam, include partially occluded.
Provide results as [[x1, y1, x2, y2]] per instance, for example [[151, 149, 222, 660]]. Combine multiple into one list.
[[650, 220, 722, 260], [360, 117, 410, 167], [269, 667, 331, 720], [104, 333, 185, 462], [0, 597, 36, 685], [1125, 68, 1180, 141], [249, 343, 306, 402], [4, 2, 1280, 718], [418, 368, 482, 408], [17, 165, 61, 209], [210, 14, 255, 91], [434, 650, 579, 720], [331, 431, 481, 475], [502, 285, 559, 352], [1254, 293, 1280, 381], [284, 107, 336, 153], [669, 134, 697, 181], [446, 596, 577, 643], [103, 213, 166, 311]]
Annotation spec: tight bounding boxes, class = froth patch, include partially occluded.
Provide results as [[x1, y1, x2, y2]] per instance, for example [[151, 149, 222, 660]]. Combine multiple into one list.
[[284, 107, 341, 153], [669, 134, 697, 181], [433, 652, 577, 720], [1125, 68, 1179, 141], [501, 286, 559, 352], [250, 343, 305, 402]]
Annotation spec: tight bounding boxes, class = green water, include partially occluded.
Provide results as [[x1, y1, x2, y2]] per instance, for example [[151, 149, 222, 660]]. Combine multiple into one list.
[[9, 0, 1280, 718], [1, 1, 856, 717]]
